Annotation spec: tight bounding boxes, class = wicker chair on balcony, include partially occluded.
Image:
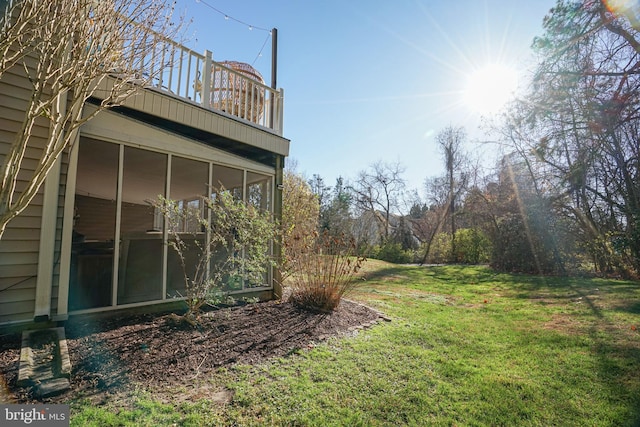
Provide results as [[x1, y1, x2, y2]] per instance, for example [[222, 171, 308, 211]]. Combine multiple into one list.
[[211, 61, 265, 124]]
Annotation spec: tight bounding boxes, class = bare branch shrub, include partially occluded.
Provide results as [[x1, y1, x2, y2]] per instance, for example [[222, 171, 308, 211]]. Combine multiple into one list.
[[285, 230, 365, 313]]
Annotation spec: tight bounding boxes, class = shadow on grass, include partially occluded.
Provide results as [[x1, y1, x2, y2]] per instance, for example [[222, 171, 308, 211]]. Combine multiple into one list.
[[592, 339, 640, 426], [361, 265, 414, 282], [615, 300, 640, 315], [490, 272, 640, 425], [418, 264, 500, 283], [362, 264, 500, 287], [361, 263, 640, 425], [509, 276, 640, 319]]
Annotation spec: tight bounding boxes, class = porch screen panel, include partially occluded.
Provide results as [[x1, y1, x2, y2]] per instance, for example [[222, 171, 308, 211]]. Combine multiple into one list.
[[212, 164, 244, 200], [211, 165, 244, 291], [246, 172, 272, 288], [167, 156, 209, 297], [247, 172, 271, 211], [70, 139, 118, 310], [118, 147, 167, 305]]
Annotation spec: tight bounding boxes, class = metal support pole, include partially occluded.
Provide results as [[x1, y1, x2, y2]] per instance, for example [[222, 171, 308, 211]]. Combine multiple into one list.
[[271, 28, 278, 90], [269, 28, 278, 130]]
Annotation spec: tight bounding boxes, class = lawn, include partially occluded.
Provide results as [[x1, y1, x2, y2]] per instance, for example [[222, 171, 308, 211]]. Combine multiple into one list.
[[71, 262, 640, 426]]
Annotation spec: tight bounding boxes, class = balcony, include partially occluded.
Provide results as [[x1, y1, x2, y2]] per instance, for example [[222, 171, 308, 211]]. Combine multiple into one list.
[[91, 19, 284, 140], [88, 26, 288, 164], [143, 37, 284, 136]]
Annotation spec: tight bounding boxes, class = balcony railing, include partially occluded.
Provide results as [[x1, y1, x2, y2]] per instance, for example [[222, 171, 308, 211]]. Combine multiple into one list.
[[135, 33, 284, 135]]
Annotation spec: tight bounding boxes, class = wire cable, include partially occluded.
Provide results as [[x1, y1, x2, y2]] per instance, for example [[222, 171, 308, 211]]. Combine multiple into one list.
[[252, 32, 271, 66], [195, 0, 271, 32]]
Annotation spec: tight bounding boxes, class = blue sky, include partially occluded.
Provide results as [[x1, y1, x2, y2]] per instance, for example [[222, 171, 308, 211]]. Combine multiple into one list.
[[178, 0, 559, 194]]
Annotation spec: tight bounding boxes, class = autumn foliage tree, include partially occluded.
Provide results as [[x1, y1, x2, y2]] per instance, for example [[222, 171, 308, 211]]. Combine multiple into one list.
[[281, 169, 320, 283]]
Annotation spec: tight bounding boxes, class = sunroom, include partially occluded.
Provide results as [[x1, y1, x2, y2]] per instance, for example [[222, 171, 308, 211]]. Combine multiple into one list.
[[57, 72, 286, 316], [68, 136, 273, 313], [0, 28, 289, 326]]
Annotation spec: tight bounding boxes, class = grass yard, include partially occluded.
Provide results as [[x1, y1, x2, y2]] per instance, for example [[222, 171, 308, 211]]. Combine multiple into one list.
[[71, 262, 640, 426]]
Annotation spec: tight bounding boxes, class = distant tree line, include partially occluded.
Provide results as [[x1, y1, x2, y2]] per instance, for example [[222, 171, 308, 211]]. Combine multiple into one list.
[[284, 0, 640, 278]]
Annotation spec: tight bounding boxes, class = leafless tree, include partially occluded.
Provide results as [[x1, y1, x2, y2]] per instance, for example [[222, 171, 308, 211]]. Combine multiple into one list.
[[411, 180, 448, 264], [436, 126, 469, 261], [350, 161, 406, 243], [0, 0, 182, 239]]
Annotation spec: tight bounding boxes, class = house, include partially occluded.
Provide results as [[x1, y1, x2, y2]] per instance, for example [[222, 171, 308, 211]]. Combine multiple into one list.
[[0, 21, 289, 327]]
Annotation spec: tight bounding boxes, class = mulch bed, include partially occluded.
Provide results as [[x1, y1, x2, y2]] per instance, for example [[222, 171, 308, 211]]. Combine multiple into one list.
[[0, 299, 385, 404]]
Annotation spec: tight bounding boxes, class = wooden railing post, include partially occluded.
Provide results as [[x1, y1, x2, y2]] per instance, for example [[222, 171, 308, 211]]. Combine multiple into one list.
[[201, 50, 212, 108], [277, 88, 284, 134]]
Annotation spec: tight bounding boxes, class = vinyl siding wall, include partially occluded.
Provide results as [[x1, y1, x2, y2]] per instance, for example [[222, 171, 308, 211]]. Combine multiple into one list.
[[0, 61, 52, 325]]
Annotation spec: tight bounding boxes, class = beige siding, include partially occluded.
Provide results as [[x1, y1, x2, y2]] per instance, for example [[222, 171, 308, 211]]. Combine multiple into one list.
[[0, 64, 49, 325], [96, 78, 290, 157], [81, 106, 275, 174]]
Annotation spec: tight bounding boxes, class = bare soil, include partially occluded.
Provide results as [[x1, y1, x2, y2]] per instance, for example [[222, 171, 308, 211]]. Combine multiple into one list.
[[0, 299, 385, 404]]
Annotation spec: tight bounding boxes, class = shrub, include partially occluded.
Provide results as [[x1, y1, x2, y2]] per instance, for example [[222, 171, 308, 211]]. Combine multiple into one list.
[[453, 228, 491, 264], [424, 229, 491, 264], [370, 242, 414, 264], [426, 233, 452, 264], [284, 231, 365, 313], [155, 190, 277, 324]]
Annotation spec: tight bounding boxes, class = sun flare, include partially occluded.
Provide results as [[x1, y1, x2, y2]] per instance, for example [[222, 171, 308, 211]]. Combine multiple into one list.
[[464, 64, 519, 114]]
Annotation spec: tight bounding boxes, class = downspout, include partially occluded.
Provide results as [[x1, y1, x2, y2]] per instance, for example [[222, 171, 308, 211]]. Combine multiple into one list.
[[273, 154, 284, 299]]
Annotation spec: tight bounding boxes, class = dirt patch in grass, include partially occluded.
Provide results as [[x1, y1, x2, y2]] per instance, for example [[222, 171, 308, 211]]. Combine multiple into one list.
[[0, 299, 384, 404], [542, 313, 586, 334]]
